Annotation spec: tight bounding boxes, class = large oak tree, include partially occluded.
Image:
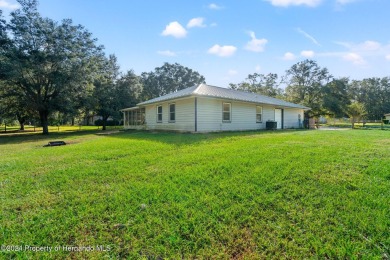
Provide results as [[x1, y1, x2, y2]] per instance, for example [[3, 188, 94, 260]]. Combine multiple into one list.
[[285, 59, 332, 118], [92, 55, 142, 130], [2, 0, 103, 134], [229, 73, 283, 98], [141, 62, 206, 100]]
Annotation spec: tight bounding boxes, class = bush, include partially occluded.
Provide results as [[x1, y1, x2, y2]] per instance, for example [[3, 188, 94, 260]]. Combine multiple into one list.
[[383, 119, 389, 124], [94, 119, 120, 126]]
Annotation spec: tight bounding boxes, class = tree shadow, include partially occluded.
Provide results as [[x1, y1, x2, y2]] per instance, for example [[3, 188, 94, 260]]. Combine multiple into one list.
[[0, 129, 103, 146], [102, 129, 306, 146], [0, 128, 307, 147]]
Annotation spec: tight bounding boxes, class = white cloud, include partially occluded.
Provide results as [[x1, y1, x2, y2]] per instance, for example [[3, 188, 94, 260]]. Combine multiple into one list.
[[0, 0, 19, 10], [161, 21, 187, 38], [255, 65, 262, 72], [187, 17, 206, 28], [343, 52, 365, 65], [228, 69, 238, 76], [210, 22, 218, 27], [245, 31, 268, 52], [208, 44, 237, 57], [266, 0, 322, 7], [335, 40, 381, 52], [208, 3, 223, 9], [336, 0, 358, 4], [301, 50, 315, 58], [283, 52, 296, 60], [385, 54, 390, 61], [296, 28, 321, 46], [157, 50, 176, 57], [359, 41, 381, 51]]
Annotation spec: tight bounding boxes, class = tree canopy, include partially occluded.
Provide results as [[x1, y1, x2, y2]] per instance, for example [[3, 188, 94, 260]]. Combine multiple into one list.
[[141, 62, 206, 100], [92, 55, 142, 130], [1, 0, 104, 134], [229, 73, 283, 98], [284, 59, 332, 117]]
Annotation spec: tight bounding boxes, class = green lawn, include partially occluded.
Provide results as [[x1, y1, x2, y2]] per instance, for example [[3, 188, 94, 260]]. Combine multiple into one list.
[[1, 129, 389, 258], [0, 125, 120, 134]]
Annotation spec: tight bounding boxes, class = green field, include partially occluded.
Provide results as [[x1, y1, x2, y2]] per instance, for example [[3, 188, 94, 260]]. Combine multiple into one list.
[[1, 129, 389, 258]]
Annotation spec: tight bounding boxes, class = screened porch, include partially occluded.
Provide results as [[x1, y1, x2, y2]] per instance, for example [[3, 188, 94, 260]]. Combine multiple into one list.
[[121, 107, 146, 129]]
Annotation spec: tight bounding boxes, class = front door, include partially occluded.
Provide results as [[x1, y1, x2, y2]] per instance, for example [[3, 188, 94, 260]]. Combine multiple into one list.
[[275, 109, 282, 129]]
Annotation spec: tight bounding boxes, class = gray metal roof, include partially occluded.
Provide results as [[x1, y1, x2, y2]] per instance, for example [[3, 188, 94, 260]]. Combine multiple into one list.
[[137, 84, 310, 109], [137, 85, 199, 106]]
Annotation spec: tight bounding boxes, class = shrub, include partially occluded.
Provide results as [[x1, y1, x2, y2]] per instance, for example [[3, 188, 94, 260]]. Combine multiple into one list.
[[94, 119, 120, 126], [383, 119, 389, 124]]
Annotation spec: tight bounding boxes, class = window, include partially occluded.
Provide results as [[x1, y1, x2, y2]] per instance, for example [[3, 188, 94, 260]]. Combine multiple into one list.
[[157, 105, 162, 123], [222, 102, 231, 122], [169, 103, 175, 122], [256, 106, 263, 123]]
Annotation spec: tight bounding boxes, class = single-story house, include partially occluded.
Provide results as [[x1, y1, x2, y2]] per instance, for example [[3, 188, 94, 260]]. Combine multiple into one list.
[[121, 84, 310, 132], [385, 113, 390, 120]]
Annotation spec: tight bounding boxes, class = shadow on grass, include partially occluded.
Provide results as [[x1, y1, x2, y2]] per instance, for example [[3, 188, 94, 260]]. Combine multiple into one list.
[[0, 129, 105, 146], [0, 128, 308, 146], [102, 129, 308, 146]]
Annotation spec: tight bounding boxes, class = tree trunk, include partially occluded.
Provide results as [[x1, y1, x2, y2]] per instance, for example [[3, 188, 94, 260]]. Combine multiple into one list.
[[71, 117, 75, 126], [102, 116, 108, 131], [17, 116, 25, 131], [39, 110, 49, 135]]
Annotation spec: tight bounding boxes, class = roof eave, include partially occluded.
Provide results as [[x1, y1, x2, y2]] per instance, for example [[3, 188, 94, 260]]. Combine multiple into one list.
[[137, 94, 194, 106], [192, 94, 310, 110]]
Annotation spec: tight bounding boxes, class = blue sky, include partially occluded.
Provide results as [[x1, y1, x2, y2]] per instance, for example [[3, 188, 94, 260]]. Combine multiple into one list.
[[1, 0, 390, 87]]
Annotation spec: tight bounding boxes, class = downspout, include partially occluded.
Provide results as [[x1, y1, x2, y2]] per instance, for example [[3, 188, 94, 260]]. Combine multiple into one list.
[[281, 109, 284, 129], [195, 97, 198, 132]]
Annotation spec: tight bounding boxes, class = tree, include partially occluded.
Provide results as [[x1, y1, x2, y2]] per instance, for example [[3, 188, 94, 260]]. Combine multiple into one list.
[[116, 70, 143, 109], [229, 73, 283, 98], [92, 55, 120, 130], [322, 78, 350, 119], [2, 0, 103, 134], [92, 55, 142, 130], [0, 91, 34, 130], [348, 78, 390, 120], [285, 60, 332, 118], [141, 62, 206, 100], [347, 102, 367, 129]]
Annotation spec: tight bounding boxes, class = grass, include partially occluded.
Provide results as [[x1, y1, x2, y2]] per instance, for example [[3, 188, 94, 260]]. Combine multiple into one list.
[[1, 129, 389, 258], [323, 121, 390, 129], [0, 125, 121, 135]]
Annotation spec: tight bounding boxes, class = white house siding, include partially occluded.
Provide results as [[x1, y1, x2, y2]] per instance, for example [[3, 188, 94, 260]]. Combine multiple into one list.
[[197, 97, 281, 132], [283, 108, 304, 129], [144, 97, 195, 131], [196, 97, 304, 132]]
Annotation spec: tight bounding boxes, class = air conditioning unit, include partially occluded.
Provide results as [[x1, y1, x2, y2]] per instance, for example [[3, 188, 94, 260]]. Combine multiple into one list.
[[266, 120, 277, 130]]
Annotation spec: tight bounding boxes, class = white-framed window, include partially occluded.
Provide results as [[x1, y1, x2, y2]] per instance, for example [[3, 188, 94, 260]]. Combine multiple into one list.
[[156, 105, 162, 123], [169, 103, 175, 122], [222, 102, 231, 122], [256, 106, 263, 123]]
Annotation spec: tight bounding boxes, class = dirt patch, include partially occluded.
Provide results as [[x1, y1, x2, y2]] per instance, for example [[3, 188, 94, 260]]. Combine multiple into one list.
[[317, 126, 351, 131], [96, 130, 121, 135]]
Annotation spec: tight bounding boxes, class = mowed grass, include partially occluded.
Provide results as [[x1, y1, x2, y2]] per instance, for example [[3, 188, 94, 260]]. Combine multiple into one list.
[[0, 129, 389, 259]]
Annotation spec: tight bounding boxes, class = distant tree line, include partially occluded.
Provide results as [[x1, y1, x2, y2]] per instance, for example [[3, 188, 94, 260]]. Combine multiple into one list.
[[230, 59, 390, 122], [1, 1, 389, 134]]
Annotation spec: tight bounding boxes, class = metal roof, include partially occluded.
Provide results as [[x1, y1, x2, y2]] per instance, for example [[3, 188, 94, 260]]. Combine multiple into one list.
[[136, 84, 310, 110]]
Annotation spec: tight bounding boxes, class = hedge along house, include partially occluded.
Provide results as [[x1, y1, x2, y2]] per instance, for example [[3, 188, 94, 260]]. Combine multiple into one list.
[[121, 84, 310, 132]]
